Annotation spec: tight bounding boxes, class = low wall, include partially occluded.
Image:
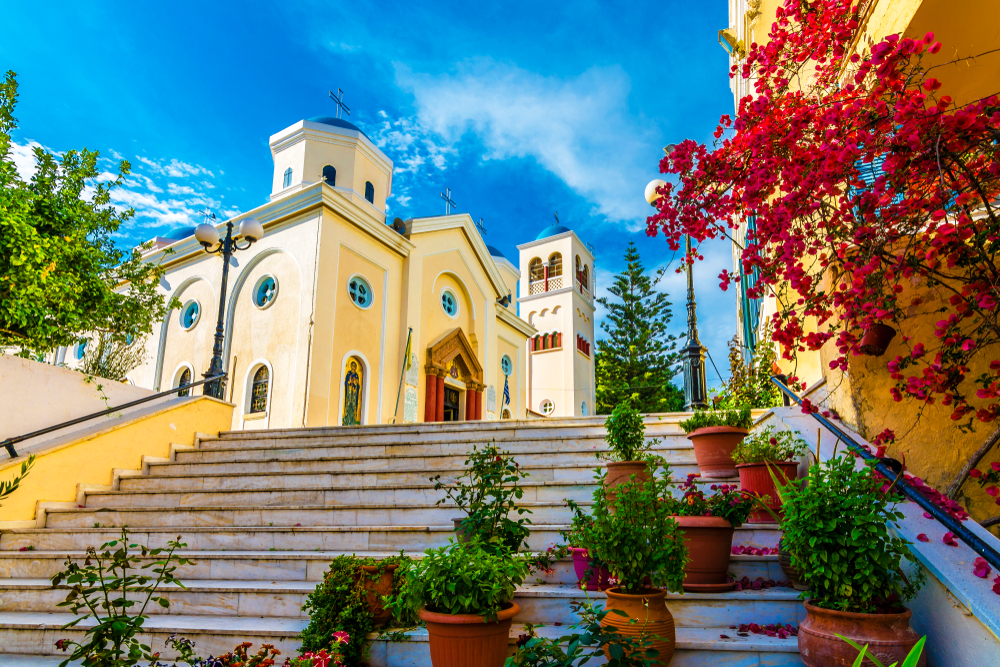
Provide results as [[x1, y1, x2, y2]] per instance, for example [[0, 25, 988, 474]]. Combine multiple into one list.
[[0, 354, 159, 444], [0, 396, 234, 524]]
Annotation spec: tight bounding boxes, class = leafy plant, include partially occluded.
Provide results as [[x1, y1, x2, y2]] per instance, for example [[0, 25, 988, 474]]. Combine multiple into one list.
[[386, 540, 528, 622], [148, 636, 346, 667], [0, 454, 35, 508], [506, 596, 662, 666], [781, 455, 924, 613], [602, 403, 652, 463], [77, 332, 149, 382], [678, 406, 752, 434], [586, 470, 687, 594], [298, 554, 410, 665], [431, 442, 532, 552], [51, 528, 191, 667], [663, 474, 755, 527], [838, 634, 926, 667], [716, 327, 782, 409], [732, 427, 809, 464]]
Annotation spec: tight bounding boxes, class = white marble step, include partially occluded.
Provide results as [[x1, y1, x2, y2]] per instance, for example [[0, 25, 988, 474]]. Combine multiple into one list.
[[0, 524, 783, 554], [0, 580, 804, 627], [0, 613, 801, 665]]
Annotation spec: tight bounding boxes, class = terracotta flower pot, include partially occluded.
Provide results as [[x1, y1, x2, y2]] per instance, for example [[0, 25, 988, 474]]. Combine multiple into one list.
[[419, 602, 520, 667], [859, 323, 897, 356], [359, 563, 398, 627], [673, 515, 735, 591], [604, 460, 650, 491], [737, 461, 799, 523], [601, 587, 675, 666], [798, 601, 925, 667], [777, 543, 808, 591], [687, 426, 748, 478], [568, 547, 614, 591]]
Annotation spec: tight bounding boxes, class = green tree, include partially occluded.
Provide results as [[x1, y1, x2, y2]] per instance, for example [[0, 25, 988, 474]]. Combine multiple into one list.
[[0, 71, 172, 355], [595, 241, 683, 414]]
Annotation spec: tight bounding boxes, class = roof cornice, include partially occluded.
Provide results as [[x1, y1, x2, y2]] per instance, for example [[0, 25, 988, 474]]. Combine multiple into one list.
[[409, 214, 509, 298], [497, 304, 536, 337]]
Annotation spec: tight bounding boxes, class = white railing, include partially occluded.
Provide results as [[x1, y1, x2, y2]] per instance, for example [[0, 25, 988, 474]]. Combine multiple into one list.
[[529, 276, 563, 295]]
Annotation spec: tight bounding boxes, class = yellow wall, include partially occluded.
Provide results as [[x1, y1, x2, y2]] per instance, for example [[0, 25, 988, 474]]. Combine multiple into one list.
[[0, 397, 234, 524]]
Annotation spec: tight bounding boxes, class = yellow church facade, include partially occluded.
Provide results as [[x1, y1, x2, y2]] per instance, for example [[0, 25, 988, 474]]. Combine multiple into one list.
[[112, 116, 540, 430]]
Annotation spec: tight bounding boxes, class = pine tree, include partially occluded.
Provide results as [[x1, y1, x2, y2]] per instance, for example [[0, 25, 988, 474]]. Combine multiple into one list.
[[595, 241, 683, 414]]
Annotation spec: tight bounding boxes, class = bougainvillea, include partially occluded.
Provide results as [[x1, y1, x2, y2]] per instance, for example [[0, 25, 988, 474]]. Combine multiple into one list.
[[647, 0, 1000, 431]]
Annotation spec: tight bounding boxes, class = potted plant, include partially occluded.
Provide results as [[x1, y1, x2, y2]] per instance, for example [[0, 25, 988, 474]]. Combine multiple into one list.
[[431, 442, 532, 552], [859, 322, 897, 356], [679, 406, 753, 478], [562, 499, 614, 591], [387, 540, 528, 667], [782, 455, 926, 667], [731, 426, 808, 523], [600, 402, 657, 492], [587, 469, 687, 666], [299, 554, 411, 665], [664, 473, 754, 591]]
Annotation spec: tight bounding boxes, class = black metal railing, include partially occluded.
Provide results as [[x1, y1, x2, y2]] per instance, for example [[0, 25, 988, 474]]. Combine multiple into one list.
[[2, 373, 227, 460], [770, 375, 1000, 571]]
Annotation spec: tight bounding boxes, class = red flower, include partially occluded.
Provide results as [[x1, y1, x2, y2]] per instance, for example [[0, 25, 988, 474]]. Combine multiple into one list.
[[943, 532, 959, 547], [973, 557, 992, 579], [916, 533, 929, 542]]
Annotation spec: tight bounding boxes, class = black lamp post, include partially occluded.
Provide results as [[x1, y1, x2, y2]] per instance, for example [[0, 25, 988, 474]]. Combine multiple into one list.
[[646, 175, 709, 411], [194, 214, 265, 399]]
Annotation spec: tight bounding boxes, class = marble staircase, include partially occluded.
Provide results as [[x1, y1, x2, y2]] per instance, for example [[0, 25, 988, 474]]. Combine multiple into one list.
[[0, 417, 803, 666]]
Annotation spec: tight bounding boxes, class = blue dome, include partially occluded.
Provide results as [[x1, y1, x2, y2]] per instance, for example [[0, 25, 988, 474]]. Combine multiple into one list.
[[163, 226, 197, 240], [307, 116, 370, 140], [486, 245, 507, 260], [535, 223, 572, 241]]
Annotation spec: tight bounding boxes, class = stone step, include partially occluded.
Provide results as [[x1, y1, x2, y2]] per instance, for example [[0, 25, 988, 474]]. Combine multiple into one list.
[[0, 550, 782, 583], [0, 580, 804, 627], [0, 525, 783, 554], [0, 614, 801, 665]]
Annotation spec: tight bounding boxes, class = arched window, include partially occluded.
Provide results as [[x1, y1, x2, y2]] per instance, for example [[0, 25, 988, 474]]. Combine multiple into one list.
[[548, 252, 563, 278], [581, 401, 588, 416], [177, 368, 191, 397], [364, 181, 375, 203], [322, 165, 336, 186], [282, 167, 293, 188], [529, 258, 544, 282], [249, 366, 269, 413], [342, 356, 365, 425], [582, 265, 590, 290], [501, 408, 512, 420], [575, 255, 582, 276]]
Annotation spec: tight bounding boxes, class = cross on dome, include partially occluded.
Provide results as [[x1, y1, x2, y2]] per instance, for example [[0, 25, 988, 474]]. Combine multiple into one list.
[[329, 88, 351, 119], [440, 187, 457, 215]]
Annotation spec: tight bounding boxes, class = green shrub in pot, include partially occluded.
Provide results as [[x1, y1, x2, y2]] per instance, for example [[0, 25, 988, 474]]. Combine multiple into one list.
[[678, 406, 752, 434], [731, 426, 809, 464]]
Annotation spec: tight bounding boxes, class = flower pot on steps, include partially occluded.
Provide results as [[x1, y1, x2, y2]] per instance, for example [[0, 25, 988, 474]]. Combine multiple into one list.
[[737, 461, 799, 523], [359, 563, 398, 627], [859, 323, 897, 356], [798, 601, 925, 667], [568, 547, 614, 591], [674, 515, 735, 591], [601, 587, 675, 666], [419, 602, 520, 667], [687, 426, 748, 478], [777, 543, 808, 591], [604, 460, 651, 496]]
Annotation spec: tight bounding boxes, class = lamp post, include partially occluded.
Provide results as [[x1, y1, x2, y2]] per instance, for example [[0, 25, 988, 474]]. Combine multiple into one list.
[[646, 176, 709, 411], [194, 214, 265, 399]]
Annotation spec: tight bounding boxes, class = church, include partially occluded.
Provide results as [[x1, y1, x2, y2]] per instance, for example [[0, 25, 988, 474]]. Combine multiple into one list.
[[63, 114, 597, 430]]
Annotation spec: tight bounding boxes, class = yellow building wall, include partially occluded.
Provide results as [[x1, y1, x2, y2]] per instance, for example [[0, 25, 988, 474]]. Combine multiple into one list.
[[159, 278, 216, 392], [0, 397, 234, 524]]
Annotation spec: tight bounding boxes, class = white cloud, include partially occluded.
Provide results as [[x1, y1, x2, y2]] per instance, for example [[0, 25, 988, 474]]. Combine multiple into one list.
[[168, 183, 196, 195], [395, 60, 660, 225], [9, 140, 43, 180], [135, 156, 214, 178]]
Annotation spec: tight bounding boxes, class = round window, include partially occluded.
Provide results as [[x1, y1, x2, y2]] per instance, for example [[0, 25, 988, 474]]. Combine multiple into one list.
[[348, 275, 373, 309], [75, 341, 87, 360], [181, 300, 200, 330], [254, 275, 278, 309], [441, 289, 458, 317], [501, 354, 513, 377], [540, 399, 554, 416]]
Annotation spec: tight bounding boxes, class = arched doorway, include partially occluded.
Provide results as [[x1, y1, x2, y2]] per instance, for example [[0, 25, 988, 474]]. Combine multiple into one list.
[[424, 328, 484, 423]]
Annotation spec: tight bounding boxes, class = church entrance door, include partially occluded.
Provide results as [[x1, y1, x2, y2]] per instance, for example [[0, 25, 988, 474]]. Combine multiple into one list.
[[443, 387, 461, 422]]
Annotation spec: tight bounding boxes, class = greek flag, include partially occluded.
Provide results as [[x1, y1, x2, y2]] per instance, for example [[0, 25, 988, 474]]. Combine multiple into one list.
[[503, 375, 510, 407]]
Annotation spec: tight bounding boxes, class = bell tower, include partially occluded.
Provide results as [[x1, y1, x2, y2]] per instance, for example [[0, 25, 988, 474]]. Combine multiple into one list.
[[517, 218, 596, 417]]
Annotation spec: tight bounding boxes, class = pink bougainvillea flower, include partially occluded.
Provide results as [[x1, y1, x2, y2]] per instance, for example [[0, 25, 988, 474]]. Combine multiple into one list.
[[917, 533, 929, 542], [973, 557, 992, 579], [943, 532, 959, 547]]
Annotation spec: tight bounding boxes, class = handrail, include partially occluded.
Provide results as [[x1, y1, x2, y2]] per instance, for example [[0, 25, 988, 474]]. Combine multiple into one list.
[[2, 373, 227, 460], [770, 375, 1000, 571]]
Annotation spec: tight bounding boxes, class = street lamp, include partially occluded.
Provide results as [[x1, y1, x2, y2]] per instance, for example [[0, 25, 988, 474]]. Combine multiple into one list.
[[646, 175, 709, 411], [194, 214, 265, 398]]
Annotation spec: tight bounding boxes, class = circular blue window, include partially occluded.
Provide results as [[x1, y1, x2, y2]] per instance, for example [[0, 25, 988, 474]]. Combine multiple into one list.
[[181, 300, 200, 330], [441, 290, 458, 317], [501, 354, 513, 377], [348, 276, 372, 309], [254, 275, 277, 308], [75, 341, 87, 360]]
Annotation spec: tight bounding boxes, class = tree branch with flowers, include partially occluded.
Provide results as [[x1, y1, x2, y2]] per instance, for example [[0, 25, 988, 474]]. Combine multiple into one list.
[[647, 0, 1000, 502]]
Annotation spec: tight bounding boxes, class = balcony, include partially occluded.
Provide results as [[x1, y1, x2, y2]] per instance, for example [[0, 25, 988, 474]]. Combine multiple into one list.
[[529, 275, 563, 295]]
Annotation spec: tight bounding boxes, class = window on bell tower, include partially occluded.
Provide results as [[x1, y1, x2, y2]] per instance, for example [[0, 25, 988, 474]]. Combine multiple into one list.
[[323, 165, 337, 186], [282, 167, 293, 188], [365, 181, 375, 203]]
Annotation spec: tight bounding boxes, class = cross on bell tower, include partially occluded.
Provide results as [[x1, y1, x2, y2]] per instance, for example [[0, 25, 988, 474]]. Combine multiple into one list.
[[440, 187, 457, 215], [476, 217, 487, 237], [329, 88, 351, 119]]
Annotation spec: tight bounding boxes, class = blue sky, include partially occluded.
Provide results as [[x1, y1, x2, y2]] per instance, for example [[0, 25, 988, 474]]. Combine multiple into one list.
[[4, 0, 739, 384]]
